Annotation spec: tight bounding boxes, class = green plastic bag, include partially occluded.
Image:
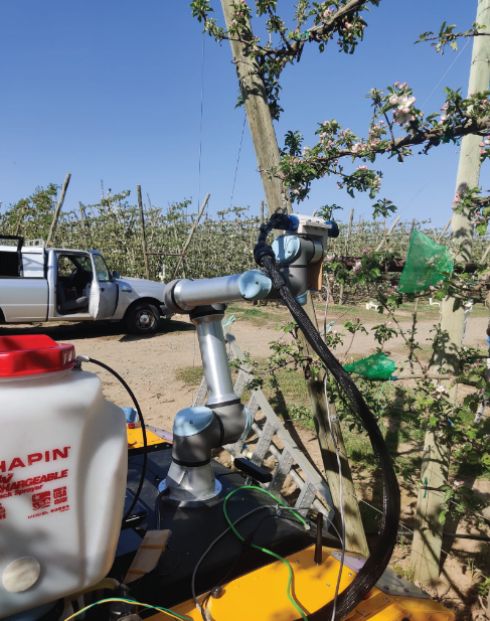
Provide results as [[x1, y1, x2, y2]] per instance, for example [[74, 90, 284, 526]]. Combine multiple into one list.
[[398, 229, 454, 294], [344, 352, 396, 381]]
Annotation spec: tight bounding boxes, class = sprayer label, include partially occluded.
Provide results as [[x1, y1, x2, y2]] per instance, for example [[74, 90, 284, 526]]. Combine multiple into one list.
[[0, 446, 72, 520], [0, 468, 69, 497], [0, 446, 71, 473]]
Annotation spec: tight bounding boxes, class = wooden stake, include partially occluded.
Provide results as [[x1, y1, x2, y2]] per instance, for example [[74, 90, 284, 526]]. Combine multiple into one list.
[[481, 243, 490, 263], [79, 202, 93, 249], [14, 202, 27, 236], [46, 173, 71, 246], [137, 185, 150, 279], [375, 215, 400, 252], [172, 193, 210, 280], [338, 208, 354, 304], [309, 380, 370, 556]]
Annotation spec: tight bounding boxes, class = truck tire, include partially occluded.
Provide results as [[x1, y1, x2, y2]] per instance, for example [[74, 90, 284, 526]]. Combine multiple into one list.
[[125, 303, 160, 335]]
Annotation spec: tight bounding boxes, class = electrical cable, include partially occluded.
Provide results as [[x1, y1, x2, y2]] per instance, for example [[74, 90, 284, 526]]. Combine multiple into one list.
[[222, 485, 309, 621], [197, 505, 310, 620], [196, 506, 345, 621], [229, 113, 247, 208], [254, 219, 400, 620], [77, 356, 148, 524], [192, 505, 274, 619], [192, 501, 311, 621], [196, 31, 206, 209], [223, 485, 308, 532], [63, 597, 191, 621], [323, 375, 345, 621]]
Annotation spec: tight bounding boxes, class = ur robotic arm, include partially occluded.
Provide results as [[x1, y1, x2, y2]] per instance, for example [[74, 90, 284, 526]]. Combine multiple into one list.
[[161, 214, 338, 503]]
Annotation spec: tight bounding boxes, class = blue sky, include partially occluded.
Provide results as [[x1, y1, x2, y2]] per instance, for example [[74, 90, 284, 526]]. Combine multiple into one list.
[[0, 1, 487, 226]]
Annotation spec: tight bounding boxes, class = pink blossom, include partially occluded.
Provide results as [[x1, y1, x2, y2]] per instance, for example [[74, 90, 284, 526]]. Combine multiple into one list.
[[394, 109, 415, 125]]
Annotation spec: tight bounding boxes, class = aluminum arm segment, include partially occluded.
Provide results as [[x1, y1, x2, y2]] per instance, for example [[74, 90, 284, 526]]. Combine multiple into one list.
[[163, 270, 272, 313]]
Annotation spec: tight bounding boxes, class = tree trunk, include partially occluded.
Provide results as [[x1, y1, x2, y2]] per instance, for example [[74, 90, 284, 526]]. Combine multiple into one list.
[[221, 0, 369, 556]]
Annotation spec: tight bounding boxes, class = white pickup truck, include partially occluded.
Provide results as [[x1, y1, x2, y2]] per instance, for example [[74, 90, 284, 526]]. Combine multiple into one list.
[[0, 236, 170, 334]]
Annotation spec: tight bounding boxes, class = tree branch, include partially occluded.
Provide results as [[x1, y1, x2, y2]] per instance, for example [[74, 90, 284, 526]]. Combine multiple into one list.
[[301, 116, 490, 170]]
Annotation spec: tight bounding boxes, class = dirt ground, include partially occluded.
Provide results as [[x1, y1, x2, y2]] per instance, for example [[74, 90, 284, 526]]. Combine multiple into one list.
[[1, 307, 488, 619], [3, 308, 486, 431]]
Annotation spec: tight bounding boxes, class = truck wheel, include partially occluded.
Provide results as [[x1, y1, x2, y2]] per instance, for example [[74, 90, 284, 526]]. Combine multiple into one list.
[[125, 303, 160, 335]]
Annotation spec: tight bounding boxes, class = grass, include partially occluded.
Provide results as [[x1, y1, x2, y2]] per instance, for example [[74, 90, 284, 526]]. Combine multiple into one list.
[[175, 366, 202, 386], [227, 302, 288, 326], [326, 299, 489, 322]]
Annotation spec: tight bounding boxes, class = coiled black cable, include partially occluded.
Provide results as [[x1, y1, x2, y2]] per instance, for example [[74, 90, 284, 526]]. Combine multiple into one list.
[[255, 224, 400, 621]]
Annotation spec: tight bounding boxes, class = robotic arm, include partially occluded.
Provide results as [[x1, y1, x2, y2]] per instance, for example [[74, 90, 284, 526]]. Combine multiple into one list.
[[160, 214, 338, 503]]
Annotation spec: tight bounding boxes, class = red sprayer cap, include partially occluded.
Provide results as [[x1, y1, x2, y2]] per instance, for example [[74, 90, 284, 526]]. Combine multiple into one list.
[[0, 335, 76, 377]]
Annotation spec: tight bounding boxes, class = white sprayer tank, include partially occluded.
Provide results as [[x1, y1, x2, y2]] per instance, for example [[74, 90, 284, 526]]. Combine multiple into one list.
[[0, 335, 128, 618]]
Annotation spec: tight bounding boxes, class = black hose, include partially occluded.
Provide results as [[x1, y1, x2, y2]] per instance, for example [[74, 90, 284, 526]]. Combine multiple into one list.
[[82, 357, 148, 524], [255, 242, 400, 620]]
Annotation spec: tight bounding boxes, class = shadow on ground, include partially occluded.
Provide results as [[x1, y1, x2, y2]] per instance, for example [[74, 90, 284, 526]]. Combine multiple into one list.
[[0, 318, 194, 341]]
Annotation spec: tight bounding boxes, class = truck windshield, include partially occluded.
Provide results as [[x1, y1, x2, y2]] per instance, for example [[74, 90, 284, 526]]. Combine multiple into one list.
[[93, 254, 111, 282]]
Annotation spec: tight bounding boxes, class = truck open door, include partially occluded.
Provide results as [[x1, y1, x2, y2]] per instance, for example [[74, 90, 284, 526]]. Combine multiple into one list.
[[88, 252, 118, 320]]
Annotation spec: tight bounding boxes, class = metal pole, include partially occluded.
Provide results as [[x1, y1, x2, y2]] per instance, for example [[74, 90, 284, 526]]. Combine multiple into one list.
[[136, 184, 150, 279]]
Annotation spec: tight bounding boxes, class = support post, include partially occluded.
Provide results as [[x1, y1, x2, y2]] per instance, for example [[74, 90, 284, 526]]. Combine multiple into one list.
[[46, 173, 71, 246], [79, 202, 93, 249], [136, 184, 150, 279], [338, 208, 354, 304], [309, 380, 370, 556], [221, 0, 368, 555], [375, 215, 401, 253], [172, 193, 210, 279], [411, 0, 490, 583]]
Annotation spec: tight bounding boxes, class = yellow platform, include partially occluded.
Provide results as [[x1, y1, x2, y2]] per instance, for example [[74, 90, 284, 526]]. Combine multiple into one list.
[[148, 544, 454, 621], [123, 429, 453, 621], [127, 425, 168, 450]]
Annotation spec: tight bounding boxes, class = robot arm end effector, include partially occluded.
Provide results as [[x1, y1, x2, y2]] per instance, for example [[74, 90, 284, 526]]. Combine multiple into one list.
[[163, 214, 338, 313]]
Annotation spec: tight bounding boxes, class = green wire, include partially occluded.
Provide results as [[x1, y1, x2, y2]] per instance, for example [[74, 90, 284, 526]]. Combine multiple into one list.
[[222, 485, 310, 621], [63, 597, 192, 621]]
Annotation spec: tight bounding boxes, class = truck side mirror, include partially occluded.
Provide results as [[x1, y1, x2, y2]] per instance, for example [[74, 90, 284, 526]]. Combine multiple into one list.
[[112, 271, 121, 280]]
